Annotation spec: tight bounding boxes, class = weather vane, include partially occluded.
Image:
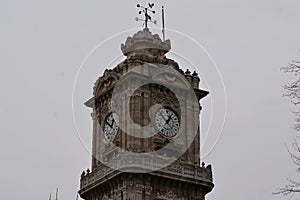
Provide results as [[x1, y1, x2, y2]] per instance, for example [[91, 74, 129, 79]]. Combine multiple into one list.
[[135, 3, 157, 28]]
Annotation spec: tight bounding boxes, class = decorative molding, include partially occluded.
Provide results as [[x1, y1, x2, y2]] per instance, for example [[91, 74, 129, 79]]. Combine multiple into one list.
[[121, 28, 171, 56], [93, 70, 121, 96], [80, 153, 213, 191]]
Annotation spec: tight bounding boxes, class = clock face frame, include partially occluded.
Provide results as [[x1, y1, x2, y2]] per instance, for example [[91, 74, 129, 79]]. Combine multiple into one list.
[[103, 112, 119, 141], [155, 108, 180, 137]]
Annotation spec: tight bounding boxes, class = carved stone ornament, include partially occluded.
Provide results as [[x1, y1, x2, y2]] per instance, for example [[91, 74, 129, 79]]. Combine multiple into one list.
[[126, 145, 145, 153], [95, 97, 111, 122], [121, 28, 171, 56], [93, 70, 120, 96], [102, 195, 110, 200], [153, 94, 180, 108], [157, 191, 181, 200]]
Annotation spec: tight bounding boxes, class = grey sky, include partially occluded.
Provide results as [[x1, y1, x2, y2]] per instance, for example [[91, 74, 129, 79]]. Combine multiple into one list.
[[1, 0, 300, 199]]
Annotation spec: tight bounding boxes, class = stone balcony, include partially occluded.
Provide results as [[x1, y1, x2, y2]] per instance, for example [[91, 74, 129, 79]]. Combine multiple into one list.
[[80, 152, 213, 194]]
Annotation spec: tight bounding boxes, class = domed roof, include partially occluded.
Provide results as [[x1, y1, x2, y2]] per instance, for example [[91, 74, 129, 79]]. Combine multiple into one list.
[[121, 28, 171, 56]]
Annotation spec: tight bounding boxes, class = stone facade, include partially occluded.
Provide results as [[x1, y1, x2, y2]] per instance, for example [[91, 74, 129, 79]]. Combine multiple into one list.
[[79, 28, 214, 200], [80, 162, 213, 200]]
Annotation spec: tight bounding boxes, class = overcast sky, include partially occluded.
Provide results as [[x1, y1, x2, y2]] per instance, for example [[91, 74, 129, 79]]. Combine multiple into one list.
[[1, 0, 300, 200]]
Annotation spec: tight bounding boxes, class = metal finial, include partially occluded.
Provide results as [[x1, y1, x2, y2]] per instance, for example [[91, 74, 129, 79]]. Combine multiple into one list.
[[162, 6, 165, 41], [135, 3, 157, 28]]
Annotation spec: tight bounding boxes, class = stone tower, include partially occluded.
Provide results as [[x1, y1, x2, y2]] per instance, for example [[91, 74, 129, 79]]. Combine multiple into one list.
[[79, 28, 214, 200]]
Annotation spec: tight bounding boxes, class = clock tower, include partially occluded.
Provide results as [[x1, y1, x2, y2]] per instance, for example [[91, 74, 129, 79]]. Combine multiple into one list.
[[79, 27, 214, 200]]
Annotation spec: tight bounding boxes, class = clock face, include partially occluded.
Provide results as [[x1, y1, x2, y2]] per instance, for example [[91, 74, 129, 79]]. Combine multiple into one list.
[[155, 108, 180, 137], [103, 112, 119, 141]]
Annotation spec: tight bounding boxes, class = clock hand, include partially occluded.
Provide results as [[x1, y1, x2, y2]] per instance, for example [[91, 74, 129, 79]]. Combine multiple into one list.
[[166, 110, 173, 124], [107, 118, 115, 128], [106, 122, 113, 128], [111, 118, 115, 127], [159, 111, 168, 121], [166, 116, 171, 124]]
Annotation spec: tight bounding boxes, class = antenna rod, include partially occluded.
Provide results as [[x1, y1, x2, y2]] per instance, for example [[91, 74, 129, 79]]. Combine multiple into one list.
[[162, 6, 165, 41], [145, 8, 148, 28]]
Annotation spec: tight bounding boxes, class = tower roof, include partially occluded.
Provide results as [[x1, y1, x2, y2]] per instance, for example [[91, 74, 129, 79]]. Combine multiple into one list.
[[121, 28, 171, 56]]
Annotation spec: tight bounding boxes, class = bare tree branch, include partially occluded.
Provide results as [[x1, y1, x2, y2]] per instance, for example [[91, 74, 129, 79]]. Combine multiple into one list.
[[275, 59, 300, 199], [281, 61, 300, 76], [282, 61, 300, 126], [273, 140, 300, 198]]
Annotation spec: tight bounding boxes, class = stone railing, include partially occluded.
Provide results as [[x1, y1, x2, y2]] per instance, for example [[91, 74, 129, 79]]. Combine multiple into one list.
[[80, 153, 212, 190]]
